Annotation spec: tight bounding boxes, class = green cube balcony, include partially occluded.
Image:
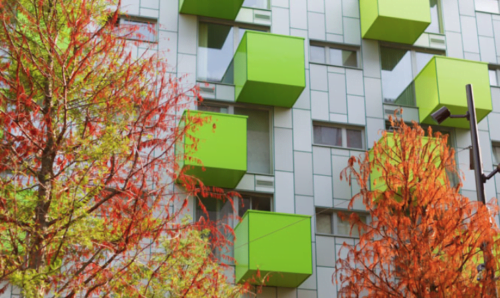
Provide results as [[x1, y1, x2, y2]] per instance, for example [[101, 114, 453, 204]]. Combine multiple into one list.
[[415, 56, 492, 128], [178, 110, 247, 189], [234, 210, 312, 288], [179, 0, 244, 20], [360, 0, 431, 44], [233, 32, 306, 108]]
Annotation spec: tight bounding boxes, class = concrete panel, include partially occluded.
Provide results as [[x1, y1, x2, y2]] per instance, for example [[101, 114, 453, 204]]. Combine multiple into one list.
[[308, 12, 327, 40], [274, 107, 293, 128], [178, 15, 197, 55], [295, 70, 312, 109], [479, 36, 497, 63], [236, 174, 255, 191], [461, 16, 480, 53], [275, 171, 295, 213], [316, 236, 336, 267], [295, 152, 314, 196], [293, 109, 313, 152], [491, 87, 500, 113], [332, 155, 351, 199], [361, 39, 381, 78], [346, 69, 364, 96], [477, 13, 494, 37], [272, 7, 291, 35], [458, 0, 475, 16], [366, 117, 385, 148], [275, 128, 294, 171], [308, 0, 326, 13], [310, 64, 329, 91], [343, 17, 361, 45], [312, 91, 330, 121], [489, 113, 500, 141], [290, 0, 308, 29], [313, 146, 333, 175], [177, 54, 197, 86], [317, 267, 337, 298], [343, 0, 359, 18], [158, 31, 178, 71], [442, 0, 461, 32], [364, 78, 384, 118], [328, 72, 347, 114], [445, 31, 464, 59], [314, 175, 334, 207], [325, 0, 344, 34], [347, 95, 366, 125]]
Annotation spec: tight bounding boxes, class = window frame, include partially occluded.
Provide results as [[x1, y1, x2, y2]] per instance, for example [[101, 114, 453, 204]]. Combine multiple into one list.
[[118, 16, 158, 43], [197, 19, 270, 84], [315, 208, 370, 238], [312, 122, 366, 150], [309, 42, 361, 69], [236, 192, 273, 219], [198, 100, 274, 175]]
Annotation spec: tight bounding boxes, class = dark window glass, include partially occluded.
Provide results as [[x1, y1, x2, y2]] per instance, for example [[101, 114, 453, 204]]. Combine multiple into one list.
[[329, 48, 357, 67], [313, 125, 342, 146], [346, 129, 363, 149], [238, 195, 271, 218]]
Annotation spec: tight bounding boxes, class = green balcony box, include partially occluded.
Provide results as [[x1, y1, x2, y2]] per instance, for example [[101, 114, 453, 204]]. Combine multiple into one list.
[[179, 0, 244, 20], [177, 110, 247, 189], [415, 56, 492, 128], [234, 210, 312, 288], [360, 0, 431, 44], [234, 31, 306, 108]]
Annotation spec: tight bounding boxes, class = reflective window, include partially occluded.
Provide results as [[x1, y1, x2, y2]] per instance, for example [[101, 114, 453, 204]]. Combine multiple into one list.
[[490, 70, 498, 86], [242, 0, 269, 9], [314, 126, 342, 147], [310, 46, 326, 64], [425, 0, 441, 34], [235, 107, 272, 174], [316, 210, 368, 237], [329, 48, 358, 67], [198, 23, 234, 82], [381, 47, 413, 103], [120, 18, 157, 42], [238, 194, 272, 218], [346, 129, 363, 149]]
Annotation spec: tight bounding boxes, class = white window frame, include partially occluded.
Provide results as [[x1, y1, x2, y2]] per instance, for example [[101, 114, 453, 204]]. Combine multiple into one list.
[[309, 42, 361, 69], [198, 101, 274, 175], [315, 209, 370, 238], [312, 122, 365, 150]]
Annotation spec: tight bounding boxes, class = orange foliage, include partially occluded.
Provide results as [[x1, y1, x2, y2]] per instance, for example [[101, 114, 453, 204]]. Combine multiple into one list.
[[336, 117, 500, 297]]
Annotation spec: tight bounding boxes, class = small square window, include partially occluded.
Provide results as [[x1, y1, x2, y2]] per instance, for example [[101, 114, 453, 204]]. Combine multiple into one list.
[[329, 48, 357, 67], [313, 125, 342, 146], [119, 18, 157, 42], [315, 210, 368, 237], [310, 46, 326, 64], [346, 129, 363, 149], [316, 214, 333, 234]]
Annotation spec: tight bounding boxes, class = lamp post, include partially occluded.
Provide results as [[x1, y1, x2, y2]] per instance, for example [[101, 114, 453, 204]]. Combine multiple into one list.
[[431, 84, 498, 296]]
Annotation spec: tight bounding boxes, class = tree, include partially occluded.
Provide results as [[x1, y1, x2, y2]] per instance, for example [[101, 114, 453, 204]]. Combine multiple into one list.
[[0, 0, 244, 296], [335, 117, 500, 297]]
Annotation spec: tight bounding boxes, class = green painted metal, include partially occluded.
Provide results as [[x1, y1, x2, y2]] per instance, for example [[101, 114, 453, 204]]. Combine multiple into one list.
[[415, 56, 492, 128], [360, 0, 431, 44], [178, 110, 248, 189], [179, 0, 244, 20], [234, 31, 306, 108], [234, 210, 312, 288]]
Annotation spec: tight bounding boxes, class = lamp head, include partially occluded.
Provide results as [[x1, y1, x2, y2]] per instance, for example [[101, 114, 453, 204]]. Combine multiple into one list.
[[431, 106, 451, 124]]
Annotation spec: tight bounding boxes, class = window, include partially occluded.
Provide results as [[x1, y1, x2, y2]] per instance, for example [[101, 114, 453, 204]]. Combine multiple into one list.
[[313, 124, 364, 149], [493, 143, 500, 164], [198, 103, 273, 174], [310, 44, 359, 68], [381, 47, 443, 104], [238, 194, 272, 218], [119, 18, 157, 42], [242, 0, 269, 9], [198, 22, 268, 83], [316, 209, 368, 237], [476, 0, 500, 14], [425, 0, 442, 34], [490, 69, 499, 86]]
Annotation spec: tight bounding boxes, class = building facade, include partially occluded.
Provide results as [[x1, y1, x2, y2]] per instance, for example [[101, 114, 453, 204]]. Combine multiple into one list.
[[6, 0, 500, 297]]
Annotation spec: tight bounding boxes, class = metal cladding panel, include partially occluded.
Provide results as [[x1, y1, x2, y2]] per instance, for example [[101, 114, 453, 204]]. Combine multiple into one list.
[[415, 56, 492, 128], [234, 32, 306, 108], [180, 110, 248, 188], [179, 0, 244, 20], [360, 0, 431, 44], [234, 210, 313, 287]]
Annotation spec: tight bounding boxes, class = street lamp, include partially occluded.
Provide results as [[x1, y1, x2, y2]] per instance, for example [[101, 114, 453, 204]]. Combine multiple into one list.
[[431, 84, 498, 296]]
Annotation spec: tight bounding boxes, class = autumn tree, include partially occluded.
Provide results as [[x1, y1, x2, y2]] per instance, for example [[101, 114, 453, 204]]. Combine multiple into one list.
[[0, 0, 244, 297], [335, 117, 500, 297]]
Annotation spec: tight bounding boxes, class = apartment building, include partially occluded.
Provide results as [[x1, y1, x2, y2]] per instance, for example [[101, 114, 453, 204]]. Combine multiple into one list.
[[5, 0, 500, 297]]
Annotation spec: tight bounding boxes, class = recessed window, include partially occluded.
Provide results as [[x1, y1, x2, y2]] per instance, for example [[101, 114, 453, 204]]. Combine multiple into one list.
[[119, 18, 157, 42], [313, 124, 364, 149], [316, 209, 368, 237], [238, 194, 272, 218], [242, 0, 269, 9], [310, 44, 359, 68], [490, 69, 499, 86], [198, 103, 273, 175], [493, 143, 500, 164], [476, 0, 500, 14], [425, 0, 442, 34]]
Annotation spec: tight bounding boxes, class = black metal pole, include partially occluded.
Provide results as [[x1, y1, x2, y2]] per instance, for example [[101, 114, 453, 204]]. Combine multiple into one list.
[[466, 84, 486, 204], [466, 84, 498, 297]]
